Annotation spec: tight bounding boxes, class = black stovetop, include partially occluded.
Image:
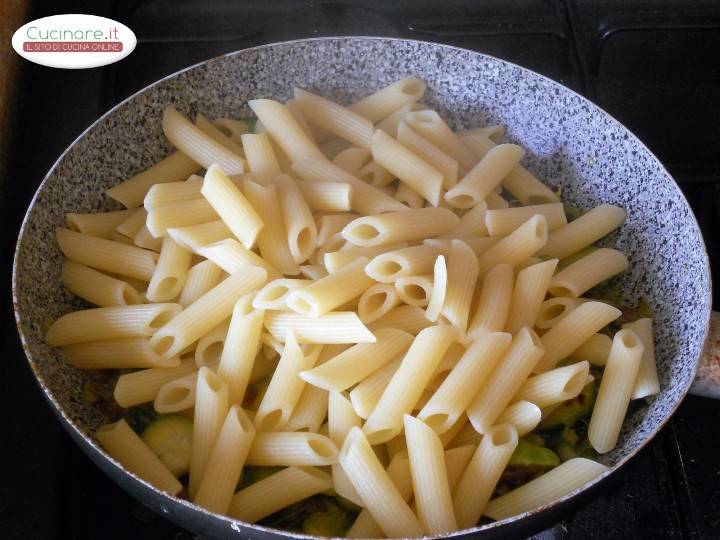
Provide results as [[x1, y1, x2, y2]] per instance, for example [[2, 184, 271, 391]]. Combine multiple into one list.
[[2, 1, 719, 538]]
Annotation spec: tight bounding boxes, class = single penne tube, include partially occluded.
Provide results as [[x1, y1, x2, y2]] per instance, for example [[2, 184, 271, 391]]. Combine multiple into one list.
[[291, 156, 408, 215], [264, 311, 375, 344], [293, 88, 374, 148], [298, 180, 352, 212], [56, 228, 158, 281], [458, 133, 498, 159], [146, 198, 219, 238], [505, 258, 558, 334], [346, 451, 413, 538], [485, 458, 609, 520], [397, 121, 459, 189], [66, 209, 132, 239], [485, 192, 509, 208], [195, 112, 246, 156], [146, 236, 192, 302], [143, 176, 203, 210], [404, 415, 458, 534], [394, 275, 434, 306], [444, 444, 477, 491], [193, 405, 255, 515], [111, 231, 136, 245], [46, 303, 182, 346], [332, 147, 371, 174], [113, 357, 197, 407], [301, 328, 413, 391], [367, 304, 433, 335], [357, 160, 395, 187], [485, 203, 567, 236], [496, 400, 542, 436], [514, 361, 590, 408], [365, 244, 439, 282], [426, 343, 466, 392], [323, 242, 407, 273], [253, 279, 312, 310], [197, 239, 280, 280], [327, 390, 364, 505], [188, 367, 229, 497], [418, 332, 512, 433], [535, 297, 583, 330], [255, 330, 318, 430], [349, 357, 401, 418], [248, 99, 324, 162], [286, 257, 374, 317], [376, 101, 425, 136], [404, 109, 477, 172], [425, 236, 500, 257], [467, 328, 545, 433], [588, 329, 644, 453], [61, 261, 142, 307], [537, 204, 627, 259], [107, 151, 200, 208], [568, 332, 613, 366], [444, 144, 525, 208], [623, 318, 659, 399], [343, 207, 459, 247], [442, 239, 480, 334], [340, 428, 424, 537], [228, 466, 332, 523], [274, 174, 318, 263], [467, 263, 514, 340], [243, 179, 299, 275], [285, 98, 318, 141], [363, 325, 457, 444], [201, 164, 264, 249], [425, 255, 448, 322], [148, 267, 267, 359], [476, 214, 548, 277], [349, 77, 426, 122], [217, 295, 264, 402], [167, 219, 232, 252], [62, 337, 180, 370], [442, 202, 488, 238], [178, 260, 223, 307], [133, 225, 163, 251], [457, 125, 506, 142], [299, 264, 328, 280], [162, 106, 245, 173], [246, 432, 338, 466], [154, 370, 201, 413], [284, 383, 329, 433], [453, 423, 519, 528], [549, 248, 629, 297], [371, 129, 444, 205], [241, 133, 282, 178], [394, 181, 425, 208], [96, 419, 182, 495], [357, 283, 402, 322], [535, 301, 622, 373]]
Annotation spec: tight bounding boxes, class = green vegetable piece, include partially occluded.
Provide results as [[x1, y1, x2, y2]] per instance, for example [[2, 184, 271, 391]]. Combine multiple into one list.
[[141, 414, 193, 476], [302, 498, 354, 537], [244, 117, 257, 133], [563, 202, 585, 222], [523, 433, 546, 447], [556, 441, 577, 461], [508, 440, 560, 468], [539, 380, 597, 429]]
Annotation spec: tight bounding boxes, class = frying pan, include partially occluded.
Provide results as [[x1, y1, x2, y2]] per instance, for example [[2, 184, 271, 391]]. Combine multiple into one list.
[[12, 37, 719, 538]]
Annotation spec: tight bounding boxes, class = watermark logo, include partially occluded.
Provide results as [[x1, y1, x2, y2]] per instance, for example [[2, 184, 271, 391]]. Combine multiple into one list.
[[12, 14, 136, 69]]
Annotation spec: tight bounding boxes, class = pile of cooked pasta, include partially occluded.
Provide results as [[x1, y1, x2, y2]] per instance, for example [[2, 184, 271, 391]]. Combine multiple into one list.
[[46, 77, 660, 537]]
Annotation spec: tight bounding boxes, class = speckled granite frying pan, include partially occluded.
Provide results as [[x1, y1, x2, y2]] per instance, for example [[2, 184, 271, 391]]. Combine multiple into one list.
[[12, 37, 718, 539]]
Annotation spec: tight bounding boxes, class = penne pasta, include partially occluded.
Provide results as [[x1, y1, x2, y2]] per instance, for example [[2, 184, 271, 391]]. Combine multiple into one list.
[[485, 203, 567, 236], [535, 297, 583, 330], [588, 329, 644, 453], [568, 332, 613, 366], [323, 242, 407, 274], [66, 209, 132, 239], [61, 261, 142, 307], [253, 278, 311, 310], [357, 160, 395, 187], [246, 432, 338, 466], [154, 371, 199, 413], [143, 176, 203, 211], [496, 400, 543, 436], [63, 337, 180, 370], [505, 258, 558, 334], [264, 311, 375, 344], [274, 174, 318, 263], [241, 133, 282, 178], [397, 121, 459, 189], [162, 106, 246, 173], [467, 263, 514, 340], [201, 164, 264, 249], [349, 77, 426, 122], [442, 239, 480, 334], [133, 225, 163, 251], [457, 125, 506, 142], [195, 112, 246, 156], [623, 318, 659, 399], [367, 304, 433, 335], [166, 219, 232, 252], [394, 181, 425, 209], [365, 245, 439, 283], [514, 361, 590, 408], [476, 214, 548, 277], [298, 180, 352, 212], [343, 207, 459, 247], [357, 282, 402, 322], [425, 255, 448, 322], [537, 204, 626, 259], [404, 110, 477, 172], [331, 147, 371, 174], [146, 236, 192, 302], [197, 239, 280, 280], [549, 248, 629, 297], [178, 260, 223, 307], [195, 321, 229, 367], [395, 275, 434, 307], [96, 419, 182, 495], [443, 202, 489, 238], [113, 357, 197, 408], [327, 391, 363, 506], [107, 151, 200, 209], [146, 198, 219, 238], [56, 228, 158, 281], [467, 328, 545, 433]]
